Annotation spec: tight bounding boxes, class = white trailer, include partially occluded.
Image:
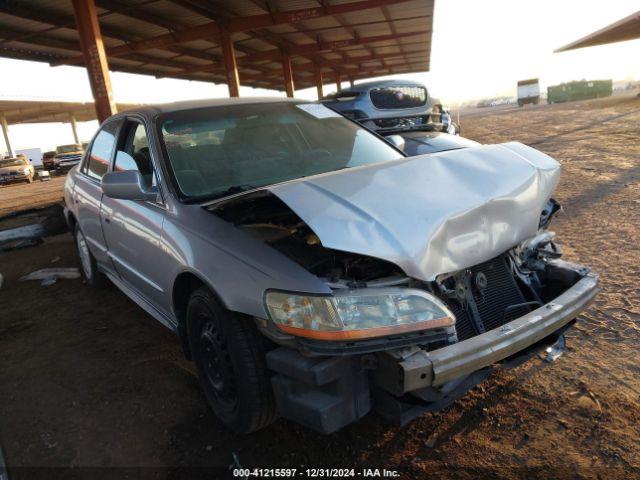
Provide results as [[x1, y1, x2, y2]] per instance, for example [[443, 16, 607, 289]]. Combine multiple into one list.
[[517, 78, 540, 106], [16, 148, 43, 168]]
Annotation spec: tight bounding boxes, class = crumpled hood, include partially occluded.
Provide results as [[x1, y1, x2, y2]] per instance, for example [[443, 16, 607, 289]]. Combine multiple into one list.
[[269, 142, 560, 281]]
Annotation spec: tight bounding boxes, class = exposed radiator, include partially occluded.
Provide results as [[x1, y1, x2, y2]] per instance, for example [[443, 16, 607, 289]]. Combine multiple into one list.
[[444, 255, 530, 341]]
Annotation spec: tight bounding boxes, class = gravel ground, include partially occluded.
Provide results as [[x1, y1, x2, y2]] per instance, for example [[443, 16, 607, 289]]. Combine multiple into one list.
[[0, 94, 639, 479]]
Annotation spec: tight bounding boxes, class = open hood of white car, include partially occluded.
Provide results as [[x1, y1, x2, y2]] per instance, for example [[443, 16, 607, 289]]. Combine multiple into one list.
[[268, 142, 560, 281]]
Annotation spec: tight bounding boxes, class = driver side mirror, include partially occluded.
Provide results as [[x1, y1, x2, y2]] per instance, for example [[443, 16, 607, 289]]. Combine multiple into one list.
[[102, 169, 158, 201], [386, 134, 405, 151]]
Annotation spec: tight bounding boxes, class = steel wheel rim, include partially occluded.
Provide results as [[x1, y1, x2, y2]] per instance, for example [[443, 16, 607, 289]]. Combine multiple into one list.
[[199, 317, 238, 411]]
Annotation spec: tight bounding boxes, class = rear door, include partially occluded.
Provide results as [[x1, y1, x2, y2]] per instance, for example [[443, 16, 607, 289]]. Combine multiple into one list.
[[100, 117, 171, 315], [73, 119, 122, 269]]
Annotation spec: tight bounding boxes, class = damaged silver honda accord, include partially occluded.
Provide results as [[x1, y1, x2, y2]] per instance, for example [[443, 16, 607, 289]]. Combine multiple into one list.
[[63, 98, 599, 434]]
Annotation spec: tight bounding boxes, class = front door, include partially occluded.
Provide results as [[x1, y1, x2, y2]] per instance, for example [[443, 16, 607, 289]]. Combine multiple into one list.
[[100, 119, 170, 315]]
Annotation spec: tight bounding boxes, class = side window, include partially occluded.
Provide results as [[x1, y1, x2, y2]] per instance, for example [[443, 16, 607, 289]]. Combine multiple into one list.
[[86, 121, 120, 180], [114, 121, 156, 190]]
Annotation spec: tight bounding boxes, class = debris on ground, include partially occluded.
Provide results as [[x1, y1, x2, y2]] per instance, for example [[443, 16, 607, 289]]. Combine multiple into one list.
[[0, 204, 68, 252], [0, 224, 45, 252], [425, 433, 438, 448], [19, 268, 80, 286], [543, 335, 565, 363]]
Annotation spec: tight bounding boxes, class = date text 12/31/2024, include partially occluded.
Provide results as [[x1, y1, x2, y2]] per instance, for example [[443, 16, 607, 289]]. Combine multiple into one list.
[[232, 468, 401, 478]]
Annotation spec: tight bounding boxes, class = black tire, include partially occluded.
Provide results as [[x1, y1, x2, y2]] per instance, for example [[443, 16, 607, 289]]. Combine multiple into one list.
[[74, 225, 108, 288], [187, 287, 276, 434]]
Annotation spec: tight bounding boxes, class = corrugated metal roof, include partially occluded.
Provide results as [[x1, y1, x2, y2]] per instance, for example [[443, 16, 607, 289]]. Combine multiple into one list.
[[555, 10, 640, 52], [0, 0, 433, 92]]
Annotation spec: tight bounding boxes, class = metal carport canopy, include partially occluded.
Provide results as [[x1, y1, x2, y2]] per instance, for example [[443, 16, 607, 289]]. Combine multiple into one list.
[[555, 10, 640, 52], [0, 0, 433, 103], [0, 98, 140, 156], [0, 99, 139, 124]]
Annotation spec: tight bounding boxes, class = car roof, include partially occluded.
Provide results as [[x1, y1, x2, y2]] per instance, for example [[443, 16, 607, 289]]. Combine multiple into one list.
[[117, 96, 305, 119]]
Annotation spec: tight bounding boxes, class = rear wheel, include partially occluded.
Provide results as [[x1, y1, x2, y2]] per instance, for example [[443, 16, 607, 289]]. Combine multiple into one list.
[[74, 226, 107, 288], [187, 287, 276, 433]]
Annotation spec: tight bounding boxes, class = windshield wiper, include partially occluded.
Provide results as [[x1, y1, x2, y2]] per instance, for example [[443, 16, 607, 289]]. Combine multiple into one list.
[[213, 184, 257, 199]]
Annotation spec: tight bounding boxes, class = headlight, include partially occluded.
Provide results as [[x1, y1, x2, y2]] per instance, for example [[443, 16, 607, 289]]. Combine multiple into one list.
[[265, 288, 455, 340], [23, 168, 31, 174]]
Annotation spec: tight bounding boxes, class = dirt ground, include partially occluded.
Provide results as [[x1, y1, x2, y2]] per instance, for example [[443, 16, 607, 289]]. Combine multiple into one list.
[[0, 175, 66, 217], [1, 95, 639, 479]]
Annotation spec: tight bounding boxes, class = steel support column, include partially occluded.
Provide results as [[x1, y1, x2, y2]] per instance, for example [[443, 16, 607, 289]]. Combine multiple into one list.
[[334, 69, 342, 92], [220, 28, 240, 97], [69, 115, 80, 144], [1, 116, 12, 157], [282, 53, 295, 98], [314, 66, 324, 99], [71, 0, 116, 123]]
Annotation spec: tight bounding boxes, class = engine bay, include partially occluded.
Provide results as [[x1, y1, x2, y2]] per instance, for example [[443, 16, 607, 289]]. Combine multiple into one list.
[[210, 192, 405, 286], [209, 193, 579, 351]]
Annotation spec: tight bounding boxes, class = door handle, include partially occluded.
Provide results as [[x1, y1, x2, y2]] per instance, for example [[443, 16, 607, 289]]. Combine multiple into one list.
[[104, 217, 111, 224]]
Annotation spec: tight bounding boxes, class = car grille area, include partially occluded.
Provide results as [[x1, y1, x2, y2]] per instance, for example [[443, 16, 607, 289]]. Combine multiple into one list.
[[369, 86, 427, 109], [443, 255, 531, 341]]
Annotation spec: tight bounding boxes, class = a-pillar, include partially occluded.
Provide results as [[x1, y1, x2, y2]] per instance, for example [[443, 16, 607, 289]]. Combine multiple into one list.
[[69, 115, 80, 144], [281, 52, 295, 98], [220, 28, 240, 97], [314, 66, 324, 100], [71, 0, 117, 123], [1, 116, 13, 157]]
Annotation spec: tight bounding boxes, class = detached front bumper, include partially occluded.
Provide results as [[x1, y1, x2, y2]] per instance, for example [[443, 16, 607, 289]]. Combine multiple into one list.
[[378, 270, 599, 394]]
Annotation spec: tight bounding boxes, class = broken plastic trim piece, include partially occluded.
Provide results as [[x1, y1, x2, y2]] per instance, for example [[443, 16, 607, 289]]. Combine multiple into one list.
[[19, 268, 81, 283]]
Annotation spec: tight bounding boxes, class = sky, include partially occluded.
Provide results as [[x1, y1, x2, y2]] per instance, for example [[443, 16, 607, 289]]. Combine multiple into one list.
[[1, 0, 640, 154]]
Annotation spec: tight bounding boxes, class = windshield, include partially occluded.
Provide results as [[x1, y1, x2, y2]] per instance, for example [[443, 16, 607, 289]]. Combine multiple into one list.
[[56, 144, 81, 154], [158, 102, 403, 200], [0, 158, 27, 167]]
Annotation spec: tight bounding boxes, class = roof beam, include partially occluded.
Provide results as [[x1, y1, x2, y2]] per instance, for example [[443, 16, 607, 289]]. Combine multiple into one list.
[[0, 0, 137, 46], [162, 49, 426, 82], [95, 0, 175, 30], [52, 0, 412, 66], [0, 26, 206, 72], [0, 0, 214, 68], [169, 30, 427, 75], [229, 0, 410, 32]]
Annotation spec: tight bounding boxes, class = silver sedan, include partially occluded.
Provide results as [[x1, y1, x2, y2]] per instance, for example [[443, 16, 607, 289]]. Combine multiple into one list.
[[64, 98, 598, 434]]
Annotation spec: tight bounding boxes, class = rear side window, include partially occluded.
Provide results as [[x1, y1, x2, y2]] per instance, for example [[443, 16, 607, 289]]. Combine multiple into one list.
[[86, 121, 120, 180]]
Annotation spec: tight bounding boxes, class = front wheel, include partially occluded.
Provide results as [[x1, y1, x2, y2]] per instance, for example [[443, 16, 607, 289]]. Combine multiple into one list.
[[74, 226, 107, 288], [187, 287, 276, 433]]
